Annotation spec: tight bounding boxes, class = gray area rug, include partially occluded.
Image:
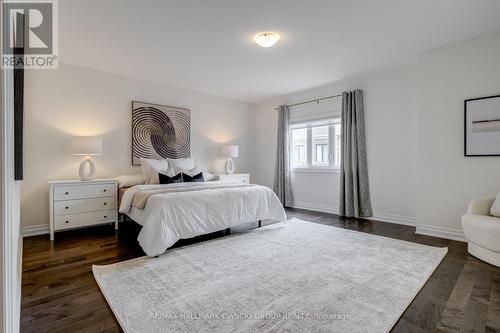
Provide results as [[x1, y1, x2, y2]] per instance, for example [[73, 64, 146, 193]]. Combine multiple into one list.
[[93, 218, 447, 333]]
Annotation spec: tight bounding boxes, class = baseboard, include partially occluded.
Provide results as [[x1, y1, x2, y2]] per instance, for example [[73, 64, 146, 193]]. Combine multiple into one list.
[[23, 210, 465, 242], [371, 212, 417, 227], [292, 202, 416, 226], [22, 224, 49, 237], [415, 224, 466, 242], [293, 202, 339, 215], [22, 220, 124, 237]]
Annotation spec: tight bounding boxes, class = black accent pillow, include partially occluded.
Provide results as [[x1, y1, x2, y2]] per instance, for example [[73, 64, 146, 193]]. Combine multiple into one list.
[[158, 172, 183, 184], [182, 172, 204, 182]]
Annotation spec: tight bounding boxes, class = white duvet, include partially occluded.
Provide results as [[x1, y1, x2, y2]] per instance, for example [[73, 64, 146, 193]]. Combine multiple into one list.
[[120, 182, 287, 257]]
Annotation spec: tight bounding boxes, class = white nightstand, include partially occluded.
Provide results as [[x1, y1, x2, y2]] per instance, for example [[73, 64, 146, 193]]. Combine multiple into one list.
[[215, 173, 250, 184], [49, 179, 118, 240]]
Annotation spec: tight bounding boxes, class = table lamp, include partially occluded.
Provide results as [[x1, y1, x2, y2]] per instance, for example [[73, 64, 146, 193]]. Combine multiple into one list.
[[220, 144, 238, 175]]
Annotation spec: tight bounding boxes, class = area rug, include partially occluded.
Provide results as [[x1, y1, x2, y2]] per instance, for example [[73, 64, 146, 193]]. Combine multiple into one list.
[[93, 218, 447, 333]]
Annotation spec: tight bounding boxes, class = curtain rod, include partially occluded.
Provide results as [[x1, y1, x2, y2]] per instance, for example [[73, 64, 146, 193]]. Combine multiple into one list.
[[273, 94, 342, 110]]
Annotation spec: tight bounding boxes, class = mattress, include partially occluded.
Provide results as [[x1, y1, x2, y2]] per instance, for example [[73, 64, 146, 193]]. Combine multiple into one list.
[[118, 187, 130, 207], [119, 182, 287, 256]]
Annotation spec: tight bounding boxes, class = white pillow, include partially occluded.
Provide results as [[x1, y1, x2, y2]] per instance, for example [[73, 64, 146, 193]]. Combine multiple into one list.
[[179, 167, 202, 177], [167, 158, 195, 171], [140, 158, 169, 184], [115, 174, 145, 188], [163, 165, 178, 178], [491, 192, 500, 218]]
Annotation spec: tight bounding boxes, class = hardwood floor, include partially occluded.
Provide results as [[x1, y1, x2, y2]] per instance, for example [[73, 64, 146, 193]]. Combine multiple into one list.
[[21, 208, 500, 333]]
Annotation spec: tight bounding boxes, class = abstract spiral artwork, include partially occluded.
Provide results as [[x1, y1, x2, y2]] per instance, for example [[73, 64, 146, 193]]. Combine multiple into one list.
[[132, 101, 191, 165], [464, 94, 500, 156]]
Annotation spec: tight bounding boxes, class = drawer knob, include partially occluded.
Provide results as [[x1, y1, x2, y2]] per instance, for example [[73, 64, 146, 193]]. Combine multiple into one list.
[[65, 206, 69, 209], [104, 216, 107, 218], [65, 192, 69, 195], [65, 220, 69, 224], [104, 189, 107, 192], [103, 202, 107, 206]]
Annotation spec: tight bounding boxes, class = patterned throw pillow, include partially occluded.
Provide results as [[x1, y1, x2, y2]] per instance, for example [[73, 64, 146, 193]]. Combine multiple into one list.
[[158, 172, 183, 184], [182, 172, 204, 182]]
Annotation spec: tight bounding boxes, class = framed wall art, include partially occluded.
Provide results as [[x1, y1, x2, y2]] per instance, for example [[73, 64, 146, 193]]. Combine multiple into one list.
[[132, 101, 191, 165]]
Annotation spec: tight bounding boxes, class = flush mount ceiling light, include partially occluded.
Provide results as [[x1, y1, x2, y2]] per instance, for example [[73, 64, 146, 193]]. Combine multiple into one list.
[[254, 32, 280, 48]]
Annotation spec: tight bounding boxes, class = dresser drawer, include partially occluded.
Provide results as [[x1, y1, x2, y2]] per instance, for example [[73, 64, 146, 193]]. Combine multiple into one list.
[[54, 209, 116, 230], [239, 175, 250, 184], [54, 197, 116, 216], [53, 183, 116, 201]]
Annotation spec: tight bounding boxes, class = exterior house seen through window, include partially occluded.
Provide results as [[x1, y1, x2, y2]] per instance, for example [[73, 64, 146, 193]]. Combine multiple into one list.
[[290, 119, 341, 170]]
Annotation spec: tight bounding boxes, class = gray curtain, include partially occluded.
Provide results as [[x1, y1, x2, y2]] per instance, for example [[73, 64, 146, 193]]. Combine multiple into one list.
[[339, 90, 372, 217], [273, 105, 294, 207]]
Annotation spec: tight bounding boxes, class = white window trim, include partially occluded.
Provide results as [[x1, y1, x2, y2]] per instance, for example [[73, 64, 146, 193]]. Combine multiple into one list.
[[292, 167, 340, 174]]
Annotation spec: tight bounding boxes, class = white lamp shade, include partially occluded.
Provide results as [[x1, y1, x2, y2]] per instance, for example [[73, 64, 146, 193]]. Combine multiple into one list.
[[72, 136, 103, 156], [220, 144, 239, 158]]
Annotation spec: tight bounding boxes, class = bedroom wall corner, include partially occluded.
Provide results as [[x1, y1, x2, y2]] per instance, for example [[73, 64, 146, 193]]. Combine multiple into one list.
[[416, 30, 500, 234], [21, 62, 256, 232], [252, 66, 419, 224]]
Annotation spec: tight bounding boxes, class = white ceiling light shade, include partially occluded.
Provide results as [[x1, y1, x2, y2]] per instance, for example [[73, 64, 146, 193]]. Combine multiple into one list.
[[254, 32, 280, 48]]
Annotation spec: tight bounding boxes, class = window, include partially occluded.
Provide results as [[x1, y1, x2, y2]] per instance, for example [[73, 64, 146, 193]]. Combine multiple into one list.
[[291, 128, 307, 166], [294, 145, 306, 163], [290, 119, 341, 170], [312, 126, 329, 166]]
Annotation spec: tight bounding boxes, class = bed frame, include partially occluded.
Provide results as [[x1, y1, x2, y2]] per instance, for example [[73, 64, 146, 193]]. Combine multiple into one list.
[[120, 211, 262, 237], [225, 220, 261, 235]]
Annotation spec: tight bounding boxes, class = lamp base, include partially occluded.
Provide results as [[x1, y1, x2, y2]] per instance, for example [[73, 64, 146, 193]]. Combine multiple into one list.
[[79, 155, 97, 181], [225, 158, 234, 175]]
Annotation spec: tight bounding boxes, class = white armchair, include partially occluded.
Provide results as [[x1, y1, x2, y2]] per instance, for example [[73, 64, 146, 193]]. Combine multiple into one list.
[[461, 196, 500, 267]]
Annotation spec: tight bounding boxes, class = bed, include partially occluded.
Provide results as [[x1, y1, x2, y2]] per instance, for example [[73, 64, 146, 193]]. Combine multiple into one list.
[[118, 181, 287, 256]]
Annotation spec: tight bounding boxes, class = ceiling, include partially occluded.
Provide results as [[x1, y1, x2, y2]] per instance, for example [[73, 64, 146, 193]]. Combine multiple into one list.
[[60, 0, 500, 103]]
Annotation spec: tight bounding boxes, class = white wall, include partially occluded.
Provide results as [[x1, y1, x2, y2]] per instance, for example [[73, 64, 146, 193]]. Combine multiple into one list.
[[254, 66, 419, 225], [22, 63, 255, 231], [416, 31, 500, 239], [1, 36, 22, 332]]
